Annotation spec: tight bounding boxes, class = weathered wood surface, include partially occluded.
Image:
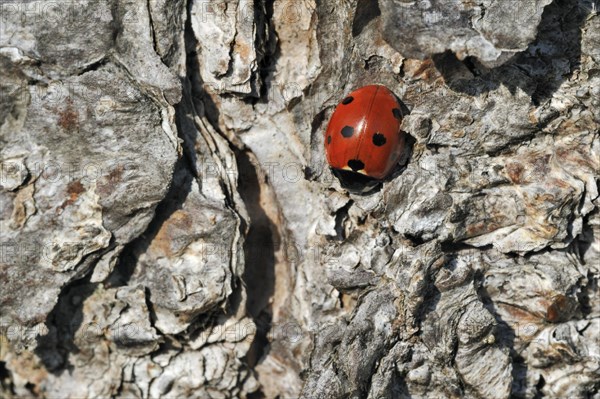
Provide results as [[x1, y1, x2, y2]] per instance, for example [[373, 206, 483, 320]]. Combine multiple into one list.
[[0, 0, 598, 398]]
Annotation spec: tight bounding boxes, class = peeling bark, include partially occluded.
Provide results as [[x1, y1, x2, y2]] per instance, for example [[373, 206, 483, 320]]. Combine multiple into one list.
[[1, 0, 599, 398]]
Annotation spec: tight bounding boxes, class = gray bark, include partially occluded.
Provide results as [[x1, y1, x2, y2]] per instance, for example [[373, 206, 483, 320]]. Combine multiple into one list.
[[0, 0, 598, 398]]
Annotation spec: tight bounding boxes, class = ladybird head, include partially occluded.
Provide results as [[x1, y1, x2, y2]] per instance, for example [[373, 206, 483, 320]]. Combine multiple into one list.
[[331, 168, 381, 194]]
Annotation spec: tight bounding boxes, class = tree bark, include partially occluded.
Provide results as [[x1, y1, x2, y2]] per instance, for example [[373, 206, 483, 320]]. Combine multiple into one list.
[[0, 0, 598, 398]]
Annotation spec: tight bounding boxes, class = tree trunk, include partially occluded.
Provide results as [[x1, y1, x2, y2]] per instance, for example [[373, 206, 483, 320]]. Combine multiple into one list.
[[1, 0, 598, 398]]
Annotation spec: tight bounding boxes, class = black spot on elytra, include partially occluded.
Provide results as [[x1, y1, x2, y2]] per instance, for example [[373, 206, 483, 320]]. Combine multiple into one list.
[[392, 108, 402, 120], [341, 126, 354, 138], [341, 96, 354, 105], [327, 135, 332, 144], [348, 159, 365, 172], [372, 132, 386, 146]]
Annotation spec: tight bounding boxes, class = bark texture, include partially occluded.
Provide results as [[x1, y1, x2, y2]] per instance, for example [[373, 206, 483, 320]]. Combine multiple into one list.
[[0, 0, 599, 398]]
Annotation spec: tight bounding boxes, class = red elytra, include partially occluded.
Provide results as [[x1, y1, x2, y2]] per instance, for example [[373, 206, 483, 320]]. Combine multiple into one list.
[[324, 85, 406, 186]]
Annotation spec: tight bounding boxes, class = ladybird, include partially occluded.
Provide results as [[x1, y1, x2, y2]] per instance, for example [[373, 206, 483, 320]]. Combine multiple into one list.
[[324, 85, 406, 193]]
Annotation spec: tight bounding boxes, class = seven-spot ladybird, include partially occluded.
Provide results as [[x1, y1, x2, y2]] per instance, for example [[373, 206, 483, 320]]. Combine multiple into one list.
[[324, 85, 406, 193]]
